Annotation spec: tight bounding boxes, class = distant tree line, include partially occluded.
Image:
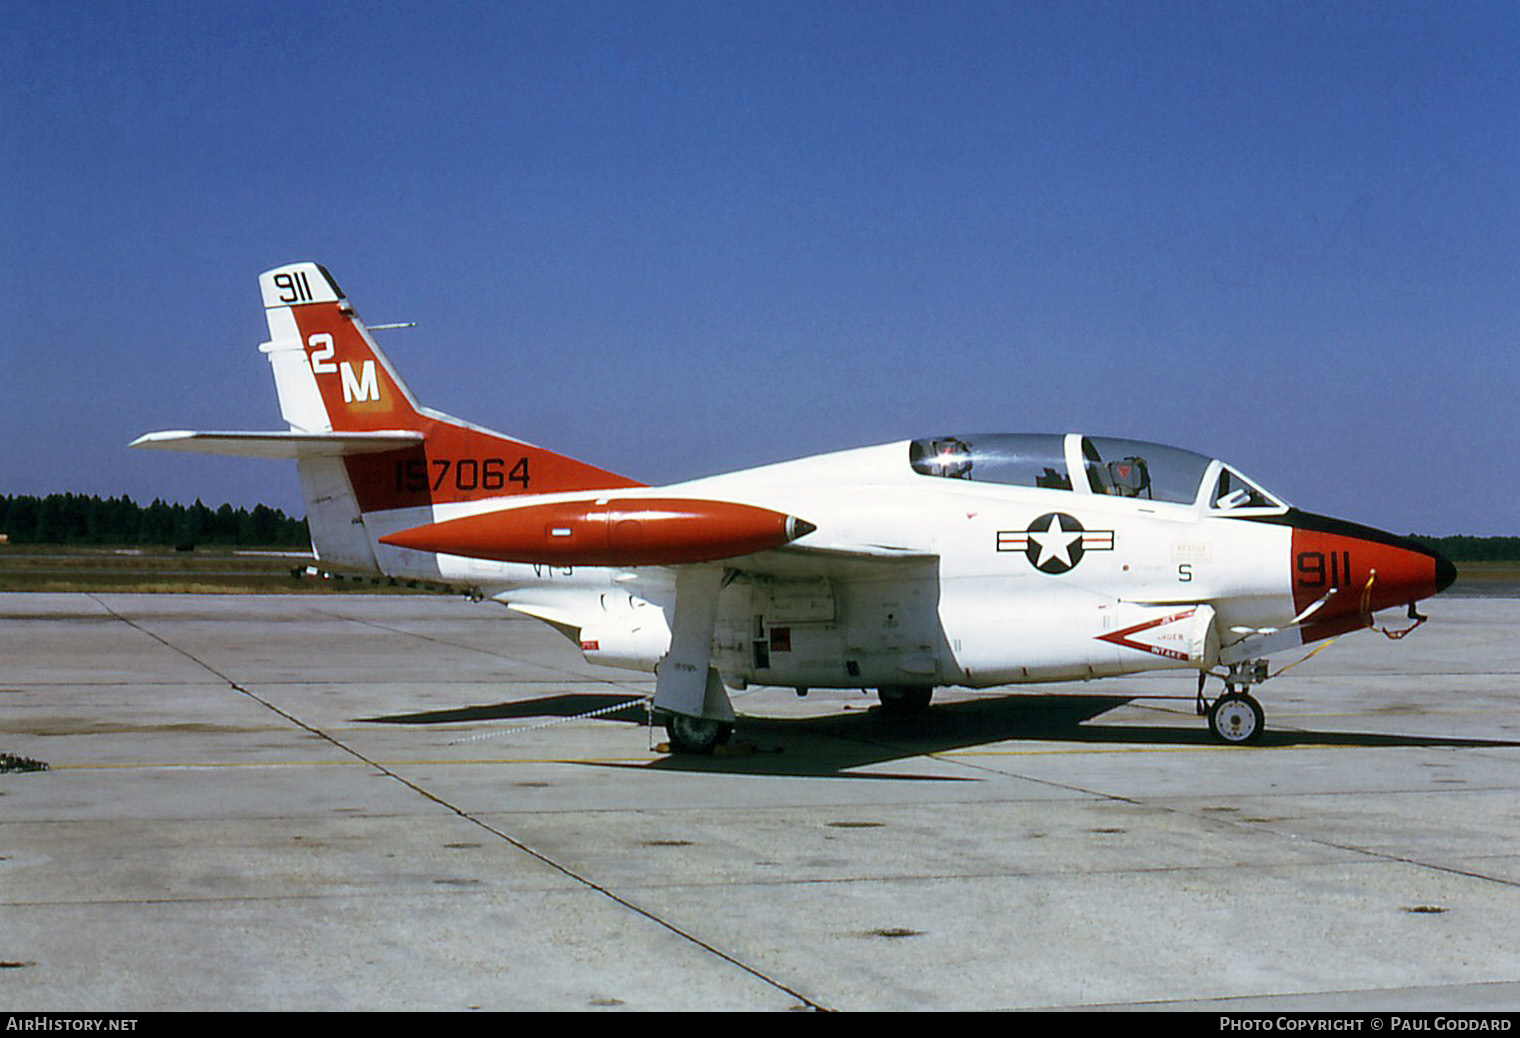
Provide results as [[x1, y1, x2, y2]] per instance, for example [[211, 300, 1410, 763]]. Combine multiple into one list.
[[0, 494, 309, 549], [2, 492, 1516, 560], [1407, 534, 1520, 563]]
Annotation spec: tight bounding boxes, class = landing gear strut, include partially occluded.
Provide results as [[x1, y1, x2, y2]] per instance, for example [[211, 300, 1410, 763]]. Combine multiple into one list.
[[1198, 660, 1268, 745]]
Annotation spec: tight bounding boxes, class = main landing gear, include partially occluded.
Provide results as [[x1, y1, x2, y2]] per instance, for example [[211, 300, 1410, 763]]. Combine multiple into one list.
[[1198, 660, 1268, 745], [876, 685, 934, 715], [663, 713, 734, 755]]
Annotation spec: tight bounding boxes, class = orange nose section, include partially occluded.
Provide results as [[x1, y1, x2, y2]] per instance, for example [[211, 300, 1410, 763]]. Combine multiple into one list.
[[1289, 512, 1456, 621], [380, 498, 815, 567]]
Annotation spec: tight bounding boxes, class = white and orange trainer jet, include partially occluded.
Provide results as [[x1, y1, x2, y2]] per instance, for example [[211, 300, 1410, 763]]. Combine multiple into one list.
[[133, 263, 1456, 753]]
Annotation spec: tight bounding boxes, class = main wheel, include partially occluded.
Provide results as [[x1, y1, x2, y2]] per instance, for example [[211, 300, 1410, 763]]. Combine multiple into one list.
[[1207, 692, 1264, 745], [877, 685, 933, 715], [664, 714, 734, 755]]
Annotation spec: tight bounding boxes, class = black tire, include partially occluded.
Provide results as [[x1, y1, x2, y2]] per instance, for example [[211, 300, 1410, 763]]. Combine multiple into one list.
[[1207, 692, 1265, 745], [877, 685, 933, 715], [664, 714, 734, 755]]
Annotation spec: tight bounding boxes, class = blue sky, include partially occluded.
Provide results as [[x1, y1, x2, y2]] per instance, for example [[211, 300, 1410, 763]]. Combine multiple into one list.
[[4, 1, 1517, 533]]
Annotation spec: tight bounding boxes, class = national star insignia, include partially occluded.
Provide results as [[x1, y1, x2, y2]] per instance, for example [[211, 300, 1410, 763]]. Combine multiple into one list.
[[997, 512, 1115, 574], [1027, 513, 1084, 571]]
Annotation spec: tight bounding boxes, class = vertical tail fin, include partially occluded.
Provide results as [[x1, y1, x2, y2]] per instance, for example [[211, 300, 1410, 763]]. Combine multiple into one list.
[[259, 263, 424, 434], [256, 262, 640, 518], [136, 263, 642, 576]]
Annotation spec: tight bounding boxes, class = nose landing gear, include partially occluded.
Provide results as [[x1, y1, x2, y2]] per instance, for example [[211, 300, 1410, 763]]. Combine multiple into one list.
[[1207, 691, 1265, 744], [1197, 661, 1268, 745]]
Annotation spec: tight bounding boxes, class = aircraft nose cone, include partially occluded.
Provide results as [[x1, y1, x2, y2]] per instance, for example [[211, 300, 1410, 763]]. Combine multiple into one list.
[[1283, 510, 1456, 623], [1434, 552, 1457, 595]]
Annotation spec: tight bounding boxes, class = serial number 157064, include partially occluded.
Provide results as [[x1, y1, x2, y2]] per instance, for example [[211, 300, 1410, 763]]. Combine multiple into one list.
[[392, 457, 530, 493]]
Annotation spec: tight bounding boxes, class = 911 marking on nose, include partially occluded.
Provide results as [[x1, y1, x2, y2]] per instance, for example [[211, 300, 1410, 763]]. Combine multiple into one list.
[[1297, 550, 1353, 589]]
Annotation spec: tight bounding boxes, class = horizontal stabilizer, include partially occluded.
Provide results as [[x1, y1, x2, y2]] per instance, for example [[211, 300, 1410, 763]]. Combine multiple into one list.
[[129, 429, 425, 459]]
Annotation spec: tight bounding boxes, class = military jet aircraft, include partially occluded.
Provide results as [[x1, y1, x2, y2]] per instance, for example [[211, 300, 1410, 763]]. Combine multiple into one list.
[[133, 263, 1456, 753]]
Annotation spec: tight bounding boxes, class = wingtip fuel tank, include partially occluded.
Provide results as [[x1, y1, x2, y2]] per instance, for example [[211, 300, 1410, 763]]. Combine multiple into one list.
[[379, 497, 815, 567]]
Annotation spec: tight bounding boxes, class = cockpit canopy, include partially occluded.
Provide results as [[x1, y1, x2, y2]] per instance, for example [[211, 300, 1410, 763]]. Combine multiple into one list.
[[908, 433, 1286, 511]]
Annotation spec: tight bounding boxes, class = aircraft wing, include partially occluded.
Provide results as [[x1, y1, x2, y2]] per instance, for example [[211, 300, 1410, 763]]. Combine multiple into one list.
[[717, 540, 938, 582], [775, 541, 936, 561]]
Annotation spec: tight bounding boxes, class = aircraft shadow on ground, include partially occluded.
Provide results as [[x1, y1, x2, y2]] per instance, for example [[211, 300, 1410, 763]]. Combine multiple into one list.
[[358, 692, 1520, 778]]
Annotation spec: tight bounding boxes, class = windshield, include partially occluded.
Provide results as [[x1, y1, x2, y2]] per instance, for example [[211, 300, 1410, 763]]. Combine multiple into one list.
[[1208, 465, 1283, 511], [909, 433, 1230, 506]]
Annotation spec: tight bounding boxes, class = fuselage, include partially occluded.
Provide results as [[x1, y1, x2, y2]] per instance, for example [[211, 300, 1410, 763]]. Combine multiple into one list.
[[132, 263, 1459, 750], [360, 433, 1453, 692]]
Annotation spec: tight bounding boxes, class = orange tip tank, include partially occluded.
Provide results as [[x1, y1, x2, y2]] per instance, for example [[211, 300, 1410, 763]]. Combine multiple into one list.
[[379, 497, 816, 567]]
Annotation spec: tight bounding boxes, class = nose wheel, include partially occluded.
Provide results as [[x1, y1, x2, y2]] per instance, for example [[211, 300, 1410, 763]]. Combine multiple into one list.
[[1197, 662, 1268, 745], [1207, 691, 1264, 744]]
